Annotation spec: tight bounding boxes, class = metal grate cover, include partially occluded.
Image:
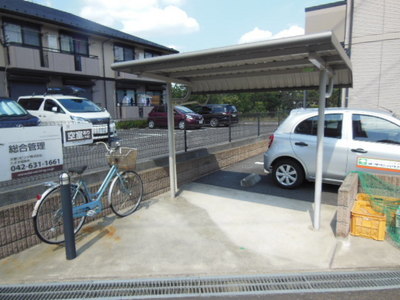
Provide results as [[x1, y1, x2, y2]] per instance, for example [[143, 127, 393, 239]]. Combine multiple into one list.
[[1, 270, 400, 299]]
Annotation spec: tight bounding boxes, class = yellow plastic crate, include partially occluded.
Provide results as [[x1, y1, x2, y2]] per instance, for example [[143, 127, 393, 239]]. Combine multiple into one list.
[[356, 193, 400, 226], [357, 193, 400, 204], [351, 198, 386, 241]]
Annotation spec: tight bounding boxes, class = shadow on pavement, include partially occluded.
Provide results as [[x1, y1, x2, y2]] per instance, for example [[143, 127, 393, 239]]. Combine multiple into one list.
[[195, 169, 339, 205]]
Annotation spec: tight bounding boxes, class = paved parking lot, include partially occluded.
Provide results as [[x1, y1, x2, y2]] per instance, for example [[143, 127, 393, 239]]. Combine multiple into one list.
[[196, 153, 340, 207]]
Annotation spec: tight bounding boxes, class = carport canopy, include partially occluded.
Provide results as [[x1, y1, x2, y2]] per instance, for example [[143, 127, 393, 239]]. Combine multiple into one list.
[[111, 31, 352, 230]]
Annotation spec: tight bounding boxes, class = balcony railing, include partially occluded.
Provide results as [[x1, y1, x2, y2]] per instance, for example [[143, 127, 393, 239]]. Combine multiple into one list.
[[6, 44, 100, 76]]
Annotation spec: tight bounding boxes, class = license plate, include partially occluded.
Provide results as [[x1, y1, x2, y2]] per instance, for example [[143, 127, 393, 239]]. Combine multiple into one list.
[[199, 120, 204, 124]]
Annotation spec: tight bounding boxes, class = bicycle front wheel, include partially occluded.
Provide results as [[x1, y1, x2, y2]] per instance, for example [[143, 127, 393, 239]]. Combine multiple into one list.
[[109, 171, 143, 217], [33, 185, 88, 244]]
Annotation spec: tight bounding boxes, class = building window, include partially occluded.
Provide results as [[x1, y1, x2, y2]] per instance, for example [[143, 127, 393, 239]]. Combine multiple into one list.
[[60, 34, 73, 53], [59, 32, 89, 56], [59, 32, 89, 71], [116, 89, 136, 106], [3, 21, 41, 47], [46, 34, 58, 51], [114, 44, 135, 62], [146, 91, 162, 106], [144, 51, 160, 59]]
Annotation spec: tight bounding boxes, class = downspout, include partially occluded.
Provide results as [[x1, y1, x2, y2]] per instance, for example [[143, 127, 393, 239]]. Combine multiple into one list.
[[343, 0, 354, 107], [0, 28, 10, 97], [101, 39, 111, 113]]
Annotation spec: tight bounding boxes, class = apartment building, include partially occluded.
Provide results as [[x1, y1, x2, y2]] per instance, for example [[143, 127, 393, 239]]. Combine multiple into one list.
[[0, 0, 178, 120], [305, 0, 400, 115]]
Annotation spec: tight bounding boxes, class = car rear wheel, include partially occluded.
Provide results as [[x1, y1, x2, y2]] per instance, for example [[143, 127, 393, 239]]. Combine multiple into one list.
[[178, 120, 186, 130], [148, 120, 155, 129], [272, 159, 304, 189], [210, 118, 219, 127]]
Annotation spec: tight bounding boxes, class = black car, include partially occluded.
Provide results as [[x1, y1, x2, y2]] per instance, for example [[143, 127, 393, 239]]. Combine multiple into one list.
[[0, 98, 40, 128], [191, 104, 239, 127]]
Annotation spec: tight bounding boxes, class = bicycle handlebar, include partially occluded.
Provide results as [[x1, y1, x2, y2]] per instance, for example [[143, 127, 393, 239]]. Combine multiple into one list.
[[95, 141, 120, 153]]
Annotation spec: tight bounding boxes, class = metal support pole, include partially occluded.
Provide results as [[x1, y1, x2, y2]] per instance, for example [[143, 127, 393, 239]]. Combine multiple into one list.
[[257, 114, 261, 136], [228, 115, 232, 143], [166, 83, 178, 197], [60, 173, 77, 260], [184, 116, 188, 152], [313, 69, 328, 230]]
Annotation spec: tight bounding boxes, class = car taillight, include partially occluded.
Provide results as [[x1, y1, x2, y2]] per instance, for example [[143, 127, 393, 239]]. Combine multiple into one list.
[[36, 194, 42, 200], [268, 134, 274, 148]]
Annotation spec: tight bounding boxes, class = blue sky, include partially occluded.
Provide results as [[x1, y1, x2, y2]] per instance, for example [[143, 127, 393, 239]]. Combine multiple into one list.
[[31, 0, 332, 52]]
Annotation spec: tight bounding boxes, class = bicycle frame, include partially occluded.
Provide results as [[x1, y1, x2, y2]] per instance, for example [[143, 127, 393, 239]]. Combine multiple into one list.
[[32, 164, 124, 219], [72, 164, 120, 218]]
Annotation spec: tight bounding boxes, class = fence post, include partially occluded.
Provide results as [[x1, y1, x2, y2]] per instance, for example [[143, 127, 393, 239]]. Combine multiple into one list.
[[228, 117, 232, 143], [60, 173, 77, 260], [184, 119, 188, 152], [107, 118, 111, 146]]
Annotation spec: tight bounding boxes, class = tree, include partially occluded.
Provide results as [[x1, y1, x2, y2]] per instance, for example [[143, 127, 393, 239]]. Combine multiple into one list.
[[171, 84, 187, 99], [171, 83, 342, 113]]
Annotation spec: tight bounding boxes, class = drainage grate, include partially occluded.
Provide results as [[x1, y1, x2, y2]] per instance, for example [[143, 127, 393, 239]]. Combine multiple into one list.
[[1, 270, 400, 299]]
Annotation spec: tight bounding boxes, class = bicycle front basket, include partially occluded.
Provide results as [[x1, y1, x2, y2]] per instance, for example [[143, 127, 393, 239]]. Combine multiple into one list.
[[106, 147, 137, 170]]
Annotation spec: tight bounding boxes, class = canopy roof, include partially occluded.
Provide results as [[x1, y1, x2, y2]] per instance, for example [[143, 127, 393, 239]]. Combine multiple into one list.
[[112, 31, 353, 230], [112, 31, 352, 93]]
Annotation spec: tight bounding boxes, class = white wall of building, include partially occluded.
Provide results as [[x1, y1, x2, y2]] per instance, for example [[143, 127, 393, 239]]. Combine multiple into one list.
[[349, 0, 400, 114], [306, 0, 400, 115]]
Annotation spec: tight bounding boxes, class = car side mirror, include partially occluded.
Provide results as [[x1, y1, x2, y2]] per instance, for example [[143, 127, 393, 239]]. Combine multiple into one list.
[[51, 106, 58, 113]]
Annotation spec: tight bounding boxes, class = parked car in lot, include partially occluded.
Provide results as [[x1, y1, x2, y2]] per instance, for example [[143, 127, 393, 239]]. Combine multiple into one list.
[[264, 108, 400, 189], [0, 98, 40, 128], [190, 104, 239, 127], [18, 90, 117, 140], [147, 105, 204, 129]]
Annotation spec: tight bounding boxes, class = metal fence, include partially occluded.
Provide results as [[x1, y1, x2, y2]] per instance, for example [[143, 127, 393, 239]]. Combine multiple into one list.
[[0, 113, 279, 191]]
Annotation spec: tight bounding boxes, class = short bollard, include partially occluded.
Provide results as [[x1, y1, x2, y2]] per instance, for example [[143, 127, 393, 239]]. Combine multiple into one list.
[[60, 172, 77, 260]]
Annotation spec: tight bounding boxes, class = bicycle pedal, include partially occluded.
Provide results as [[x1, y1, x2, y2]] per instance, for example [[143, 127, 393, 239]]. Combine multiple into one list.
[[86, 210, 97, 217]]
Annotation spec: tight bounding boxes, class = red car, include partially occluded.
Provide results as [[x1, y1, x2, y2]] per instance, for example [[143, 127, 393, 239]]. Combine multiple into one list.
[[148, 105, 204, 129]]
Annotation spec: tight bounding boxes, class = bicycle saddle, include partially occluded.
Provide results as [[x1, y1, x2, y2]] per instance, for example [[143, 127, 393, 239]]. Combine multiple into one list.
[[68, 166, 87, 175]]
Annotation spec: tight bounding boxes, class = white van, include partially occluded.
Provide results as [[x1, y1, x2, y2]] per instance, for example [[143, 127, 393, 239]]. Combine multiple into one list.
[[18, 93, 117, 140]]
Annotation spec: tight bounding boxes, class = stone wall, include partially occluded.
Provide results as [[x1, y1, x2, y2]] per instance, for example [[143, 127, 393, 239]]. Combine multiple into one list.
[[336, 172, 359, 237], [0, 139, 268, 259]]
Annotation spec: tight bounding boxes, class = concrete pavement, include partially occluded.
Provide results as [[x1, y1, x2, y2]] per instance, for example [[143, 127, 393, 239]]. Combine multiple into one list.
[[1, 172, 399, 285]]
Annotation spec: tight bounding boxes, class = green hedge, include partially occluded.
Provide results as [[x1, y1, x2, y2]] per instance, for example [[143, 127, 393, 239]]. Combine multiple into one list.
[[116, 120, 148, 129]]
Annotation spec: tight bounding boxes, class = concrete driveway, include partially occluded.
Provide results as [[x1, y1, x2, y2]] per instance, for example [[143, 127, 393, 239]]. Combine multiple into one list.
[[0, 154, 399, 285]]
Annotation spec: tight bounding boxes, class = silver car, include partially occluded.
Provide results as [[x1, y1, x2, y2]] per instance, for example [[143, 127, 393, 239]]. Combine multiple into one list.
[[264, 108, 400, 189]]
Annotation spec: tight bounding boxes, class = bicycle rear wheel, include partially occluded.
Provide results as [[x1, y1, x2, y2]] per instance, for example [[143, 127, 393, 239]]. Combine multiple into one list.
[[109, 171, 143, 217], [33, 185, 88, 244]]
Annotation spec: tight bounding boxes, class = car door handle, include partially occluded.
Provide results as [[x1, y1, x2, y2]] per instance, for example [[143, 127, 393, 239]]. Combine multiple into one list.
[[351, 148, 368, 153], [295, 142, 308, 147]]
